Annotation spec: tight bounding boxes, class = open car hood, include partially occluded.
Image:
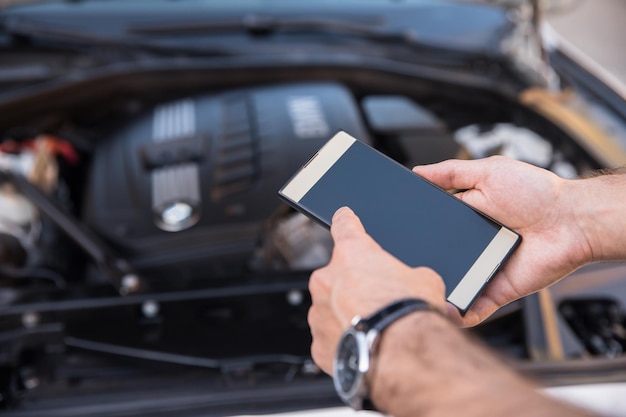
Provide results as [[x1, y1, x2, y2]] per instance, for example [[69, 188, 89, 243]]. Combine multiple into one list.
[[1, 0, 626, 415]]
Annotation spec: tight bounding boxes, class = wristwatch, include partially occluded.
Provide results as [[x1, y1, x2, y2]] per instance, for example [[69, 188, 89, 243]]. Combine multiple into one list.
[[332, 298, 439, 410]]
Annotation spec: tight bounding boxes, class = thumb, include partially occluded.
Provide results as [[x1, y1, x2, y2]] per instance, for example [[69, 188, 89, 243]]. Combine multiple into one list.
[[413, 159, 488, 191], [330, 207, 367, 242]]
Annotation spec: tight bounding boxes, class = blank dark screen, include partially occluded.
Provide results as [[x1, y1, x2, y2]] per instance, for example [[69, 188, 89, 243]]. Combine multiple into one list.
[[299, 141, 501, 295]]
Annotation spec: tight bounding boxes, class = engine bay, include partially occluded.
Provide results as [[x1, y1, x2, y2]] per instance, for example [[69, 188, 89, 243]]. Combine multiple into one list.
[[84, 82, 370, 287], [1, 71, 624, 412]]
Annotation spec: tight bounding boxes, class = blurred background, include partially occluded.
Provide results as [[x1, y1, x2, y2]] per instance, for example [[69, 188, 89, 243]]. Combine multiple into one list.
[[548, 0, 625, 83]]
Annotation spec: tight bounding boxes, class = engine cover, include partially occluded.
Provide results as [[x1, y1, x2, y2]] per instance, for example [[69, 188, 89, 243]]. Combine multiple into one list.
[[83, 82, 368, 280]]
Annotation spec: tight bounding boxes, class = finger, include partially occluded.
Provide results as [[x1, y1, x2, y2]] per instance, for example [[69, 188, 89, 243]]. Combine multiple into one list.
[[445, 302, 484, 327], [309, 268, 331, 300], [454, 294, 501, 327], [412, 159, 491, 191], [445, 303, 465, 325], [330, 206, 367, 242], [411, 267, 447, 312], [310, 326, 333, 375], [308, 305, 342, 375]]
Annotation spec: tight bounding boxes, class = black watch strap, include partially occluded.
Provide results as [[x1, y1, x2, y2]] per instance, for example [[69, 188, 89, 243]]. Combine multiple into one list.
[[360, 298, 440, 334], [362, 398, 376, 411]]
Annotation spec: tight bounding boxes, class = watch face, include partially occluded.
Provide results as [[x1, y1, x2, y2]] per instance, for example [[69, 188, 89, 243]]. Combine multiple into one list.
[[336, 332, 360, 394], [333, 328, 368, 403]]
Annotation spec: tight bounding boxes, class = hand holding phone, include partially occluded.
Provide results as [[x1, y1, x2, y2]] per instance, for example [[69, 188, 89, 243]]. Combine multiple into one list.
[[279, 131, 520, 313]]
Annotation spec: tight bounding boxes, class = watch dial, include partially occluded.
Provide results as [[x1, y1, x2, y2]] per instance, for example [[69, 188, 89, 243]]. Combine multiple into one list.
[[337, 332, 360, 394]]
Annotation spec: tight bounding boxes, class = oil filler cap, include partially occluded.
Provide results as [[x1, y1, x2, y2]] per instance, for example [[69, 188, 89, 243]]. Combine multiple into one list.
[[155, 200, 199, 232]]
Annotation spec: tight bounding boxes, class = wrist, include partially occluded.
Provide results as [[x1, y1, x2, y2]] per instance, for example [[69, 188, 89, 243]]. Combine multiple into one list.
[[332, 298, 442, 410], [566, 174, 626, 263], [369, 311, 540, 417], [368, 310, 448, 414]]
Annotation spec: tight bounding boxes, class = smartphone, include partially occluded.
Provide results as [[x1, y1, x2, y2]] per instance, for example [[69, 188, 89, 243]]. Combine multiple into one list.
[[278, 131, 520, 313]]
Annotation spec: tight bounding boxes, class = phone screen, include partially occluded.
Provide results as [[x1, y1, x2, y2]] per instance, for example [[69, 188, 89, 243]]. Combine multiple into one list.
[[279, 132, 519, 312]]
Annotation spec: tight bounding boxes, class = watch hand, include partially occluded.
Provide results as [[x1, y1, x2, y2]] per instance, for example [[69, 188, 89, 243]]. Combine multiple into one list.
[[348, 354, 359, 370]]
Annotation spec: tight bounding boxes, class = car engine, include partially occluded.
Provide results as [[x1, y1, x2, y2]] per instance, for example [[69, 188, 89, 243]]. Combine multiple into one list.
[[0, 77, 619, 412], [83, 82, 369, 287], [4, 0, 626, 411]]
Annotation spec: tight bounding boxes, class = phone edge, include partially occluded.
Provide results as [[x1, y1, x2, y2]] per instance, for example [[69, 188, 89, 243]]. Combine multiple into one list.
[[448, 227, 521, 314], [279, 131, 356, 203]]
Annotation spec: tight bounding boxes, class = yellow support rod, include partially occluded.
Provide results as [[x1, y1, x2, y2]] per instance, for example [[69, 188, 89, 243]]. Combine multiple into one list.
[[520, 88, 626, 169]]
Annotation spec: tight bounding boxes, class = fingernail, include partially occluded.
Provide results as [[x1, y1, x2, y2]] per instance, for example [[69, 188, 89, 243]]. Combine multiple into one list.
[[332, 206, 352, 222]]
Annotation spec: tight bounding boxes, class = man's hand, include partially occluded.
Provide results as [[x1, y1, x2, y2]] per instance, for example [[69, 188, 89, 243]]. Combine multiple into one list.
[[308, 207, 447, 375], [306, 203, 595, 417], [413, 156, 594, 327]]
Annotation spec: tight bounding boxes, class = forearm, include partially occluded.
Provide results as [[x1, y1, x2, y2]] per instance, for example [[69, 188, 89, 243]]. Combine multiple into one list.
[[370, 312, 593, 417], [565, 172, 626, 263]]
